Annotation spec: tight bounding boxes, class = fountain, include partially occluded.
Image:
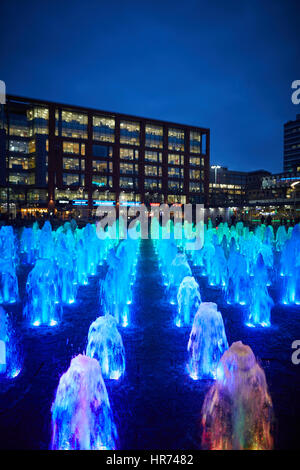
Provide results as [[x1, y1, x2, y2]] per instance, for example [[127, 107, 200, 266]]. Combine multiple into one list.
[[176, 276, 201, 327], [201, 341, 274, 450], [0, 306, 21, 378], [38, 221, 54, 259], [55, 238, 78, 304], [187, 302, 228, 380], [51, 354, 117, 450], [24, 259, 62, 326], [225, 248, 250, 305], [0, 258, 19, 304], [86, 314, 125, 380], [168, 252, 192, 305], [0, 226, 17, 265], [281, 223, 300, 304], [20, 227, 37, 264], [246, 254, 274, 327], [101, 239, 139, 326]]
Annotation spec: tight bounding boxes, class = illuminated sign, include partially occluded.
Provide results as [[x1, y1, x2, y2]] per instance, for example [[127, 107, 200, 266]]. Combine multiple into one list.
[[119, 201, 142, 206], [93, 201, 115, 206], [72, 199, 88, 206]]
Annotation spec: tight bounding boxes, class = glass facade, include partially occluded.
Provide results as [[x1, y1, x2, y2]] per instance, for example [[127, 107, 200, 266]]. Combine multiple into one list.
[[93, 116, 115, 142], [168, 128, 184, 152], [2, 96, 209, 213], [120, 147, 139, 161], [145, 125, 163, 148], [120, 121, 140, 145], [120, 162, 139, 175], [120, 176, 138, 190], [56, 110, 88, 139], [145, 150, 162, 163], [190, 131, 201, 153], [63, 141, 85, 155], [27, 107, 49, 135]]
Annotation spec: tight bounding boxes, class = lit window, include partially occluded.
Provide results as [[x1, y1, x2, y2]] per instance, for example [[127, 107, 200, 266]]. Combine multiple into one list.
[[120, 121, 140, 145], [145, 125, 163, 148], [93, 116, 115, 142], [190, 131, 201, 153], [168, 128, 184, 152]]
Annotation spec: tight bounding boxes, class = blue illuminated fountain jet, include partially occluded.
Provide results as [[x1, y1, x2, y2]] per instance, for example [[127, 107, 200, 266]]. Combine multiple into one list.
[[168, 252, 192, 305], [101, 238, 139, 326], [176, 276, 201, 327], [187, 302, 228, 380], [20, 227, 37, 265], [281, 223, 300, 304], [225, 247, 250, 306], [246, 254, 274, 327], [55, 238, 78, 304], [86, 314, 125, 380], [201, 341, 274, 450], [0, 306, 21, 378], [0, 258, 19, 304], [51, 354, 117, 450], [38, 221, 54, 259], [23, 259, 62, 326]]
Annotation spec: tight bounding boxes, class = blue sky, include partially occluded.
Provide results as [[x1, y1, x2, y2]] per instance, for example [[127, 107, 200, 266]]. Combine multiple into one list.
[[1, 0, 299, 172]]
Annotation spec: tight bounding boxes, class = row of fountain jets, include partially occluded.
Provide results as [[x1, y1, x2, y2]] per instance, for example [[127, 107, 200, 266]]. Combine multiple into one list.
[[0, 218, 299, 449]]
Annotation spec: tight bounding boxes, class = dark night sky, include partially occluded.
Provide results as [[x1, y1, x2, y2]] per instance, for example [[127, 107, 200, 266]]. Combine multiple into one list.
[[1, 0, 299, 173]]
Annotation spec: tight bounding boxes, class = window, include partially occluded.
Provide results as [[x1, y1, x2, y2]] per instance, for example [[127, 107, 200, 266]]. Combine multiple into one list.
[[8, 113, 30, 137], [27, 107, 49, 135], [145, 165, 162, 177], [55, 189, 88, 200], [168, 153, 184, 165], [9, 172, 35, 185], [190, 131, 201, 153], [92, 175, 112, 188], [63, 142, 80, 154], [168, 180, 183, 191], [120, 162, 138, 175], [189, 182, 201, 192], [145, 150, 162, 163], [29, 140, 36, 153], [56, 110, 88, 139], [120, 121, 140, 145], [93, 144, 113, 158], [144, 178, 162, 190], [190, 156, 203, 167], [168, 128, 184, 152], [168, 167, 184, 178], [9, 140, 28, 153], [27, 189, 48, 203], [92, 160, 112, 173], [93, 116, 115, 142], [63, 157, 80, 170], [120, 148, 139, 161], [189, 169, 202, 180], [63, 173, 80, 186], [120, 176, 138, 189], [145, 125, 163, 148], [9, 156, 35, 170]]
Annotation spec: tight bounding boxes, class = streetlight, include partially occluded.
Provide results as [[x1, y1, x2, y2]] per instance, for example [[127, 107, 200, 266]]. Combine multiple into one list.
[[211, 165, 221, 184]]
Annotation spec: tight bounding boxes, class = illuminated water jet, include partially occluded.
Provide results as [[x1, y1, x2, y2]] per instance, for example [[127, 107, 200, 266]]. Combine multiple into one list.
[[176, 276, 201, 327], [86, 314, 125, 380], [187, 302, 228, 380], [201, 341, 274, 450], [51, 354, 117, 450]]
